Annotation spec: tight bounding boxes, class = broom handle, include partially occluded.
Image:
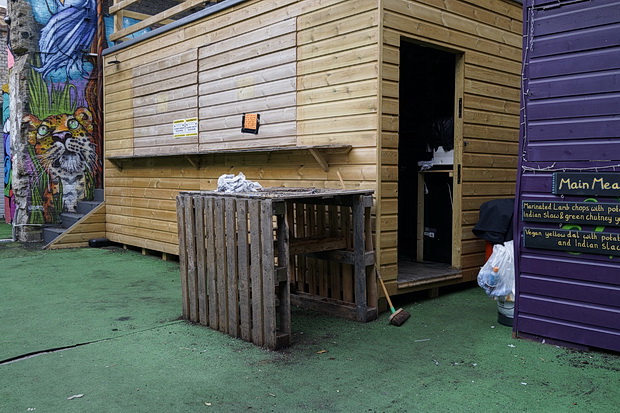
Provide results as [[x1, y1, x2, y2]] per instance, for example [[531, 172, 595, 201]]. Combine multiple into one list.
[[366, 226, 397, 314], [376, 267, 396, 313]]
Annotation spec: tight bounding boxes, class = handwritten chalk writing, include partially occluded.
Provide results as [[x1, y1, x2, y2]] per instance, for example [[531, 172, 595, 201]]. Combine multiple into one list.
[[553, 172, 620, 196], [557, 177, 588, 191], [522, 201, 620, 227], [523, 227, 620, 257]]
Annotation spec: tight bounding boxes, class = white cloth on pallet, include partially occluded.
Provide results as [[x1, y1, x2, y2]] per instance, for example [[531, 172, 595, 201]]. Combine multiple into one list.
[[216, 172, 262, 193]]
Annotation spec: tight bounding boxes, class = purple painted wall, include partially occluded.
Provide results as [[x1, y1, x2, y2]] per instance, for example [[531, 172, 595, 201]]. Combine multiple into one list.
[[515, 0, 620, 352]]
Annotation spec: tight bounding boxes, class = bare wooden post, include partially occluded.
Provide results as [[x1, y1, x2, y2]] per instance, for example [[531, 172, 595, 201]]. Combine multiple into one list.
[[276, 203, 291, 348], [176, 195, 189, 319], [214, 197, 228, 334], [205, 197, 218, 330], [365, 196, 378, 310], [225, 198, 239, 337], [184, 195, 198, 322], [261, 199, 276, 349], [352, 195, 368, 321], [237, 199, 252, 342], [249, 199, 264, 346], [194, 195, 208, 325]]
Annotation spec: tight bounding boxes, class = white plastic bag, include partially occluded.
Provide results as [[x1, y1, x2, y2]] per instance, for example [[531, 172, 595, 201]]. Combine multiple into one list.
[[216, 172, 262, 193], [477, 240, 514, 300]]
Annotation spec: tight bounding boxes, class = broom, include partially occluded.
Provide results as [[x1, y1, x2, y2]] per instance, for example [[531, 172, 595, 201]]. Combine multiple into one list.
[[335, 175, 409, 326], [376, 267, 411, 326]]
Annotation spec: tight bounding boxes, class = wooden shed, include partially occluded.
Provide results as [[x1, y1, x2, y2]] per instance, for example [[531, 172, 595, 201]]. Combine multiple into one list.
[[55, 0, 522, 305], [515, 0, 620, 352]]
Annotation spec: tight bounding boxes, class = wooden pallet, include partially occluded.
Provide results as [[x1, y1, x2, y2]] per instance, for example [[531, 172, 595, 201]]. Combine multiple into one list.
[[177, 188, 376, 349], [177, 193, 290, 349]]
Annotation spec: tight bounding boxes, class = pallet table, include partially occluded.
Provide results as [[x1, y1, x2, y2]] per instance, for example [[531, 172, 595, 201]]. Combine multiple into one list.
[[177, 188, 376, 349]]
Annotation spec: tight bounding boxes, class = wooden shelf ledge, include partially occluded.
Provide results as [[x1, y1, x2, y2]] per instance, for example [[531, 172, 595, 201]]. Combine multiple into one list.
[[106, 145, 352, 171], [289, 236, 348, 256], [291, 292, 377, 322]]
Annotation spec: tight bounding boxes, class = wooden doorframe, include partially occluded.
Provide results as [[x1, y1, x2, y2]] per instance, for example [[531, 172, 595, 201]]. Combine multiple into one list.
[[396, 38, 465, 269], [451, 53, 465, 269]]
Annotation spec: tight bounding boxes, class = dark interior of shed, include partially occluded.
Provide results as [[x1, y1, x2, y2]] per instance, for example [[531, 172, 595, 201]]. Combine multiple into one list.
[[398, 39, 455, 280]]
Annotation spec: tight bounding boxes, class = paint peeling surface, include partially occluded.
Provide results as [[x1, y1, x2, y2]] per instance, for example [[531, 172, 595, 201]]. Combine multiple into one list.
[[515, 0, 620, 352]]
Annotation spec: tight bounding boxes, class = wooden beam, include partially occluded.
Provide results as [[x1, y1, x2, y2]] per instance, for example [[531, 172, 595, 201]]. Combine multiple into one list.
[[106, 144, 352, 162], [289, 236, 347, 256], [110, 0, 209, 42], [308, 148, 329, 172], [184, 155, 201, 169], [290, 292, 377, 322], [108, 158, 124, 171], [110, 0, 141, 14], [122, 10, 177, 25]]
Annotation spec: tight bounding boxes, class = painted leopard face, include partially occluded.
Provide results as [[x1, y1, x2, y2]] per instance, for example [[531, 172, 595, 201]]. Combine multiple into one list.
[[24, 107, 97, 175]]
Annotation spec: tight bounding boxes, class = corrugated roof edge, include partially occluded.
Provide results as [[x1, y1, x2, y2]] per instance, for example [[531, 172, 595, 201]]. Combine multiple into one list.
[[103, 0, 248, 56]]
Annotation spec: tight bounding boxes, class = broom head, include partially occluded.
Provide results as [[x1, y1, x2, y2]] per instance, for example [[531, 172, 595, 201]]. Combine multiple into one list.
[[388, 308, 411, 326]]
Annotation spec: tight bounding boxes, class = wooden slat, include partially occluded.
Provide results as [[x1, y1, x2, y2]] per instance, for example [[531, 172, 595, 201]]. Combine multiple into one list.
[[109, 0, 140, 15], [294, 202, 307, 291], [249, 199, 264, 346], [276, 207, 291, 346], [306, 204, 317, 295], [365, 201, 377, 309], [289, 236, 347, 255], [104, 0, 298, 71], [225, 197, 240, 337], [193, 196, 208, 326], [107, 232, 179, 255], [183, 196, 197, 322], [329, 207, 343, 300], [261, 199, 276, 349], [199, 18, 296, 62], [342, 206, 353, 302], [110, 0, 209, 41], [298, 7, 378, 45], [46, 203, 107, 249], [383, 7, 521, 61], [121, 10, 176, 26], [199, 48, 296, 83], [214, 197, 228, 333], [176, 195, 188, 317], [205, 197, 219, 330], [236, 199, 252, 342], [298, 26, 378, 61], [200, 77, 295, 108], [353, 195, 368, 321], [44, 226, 106, 247]]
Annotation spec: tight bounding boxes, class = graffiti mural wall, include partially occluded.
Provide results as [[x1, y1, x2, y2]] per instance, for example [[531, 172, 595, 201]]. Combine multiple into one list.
[[3, 84, 14, 224], [20, 0, 102, 224]]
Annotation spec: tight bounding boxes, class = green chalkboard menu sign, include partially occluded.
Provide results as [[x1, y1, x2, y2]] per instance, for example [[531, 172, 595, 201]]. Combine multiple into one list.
[[553, 172, 620, 196], [522, 172, 620, 256]]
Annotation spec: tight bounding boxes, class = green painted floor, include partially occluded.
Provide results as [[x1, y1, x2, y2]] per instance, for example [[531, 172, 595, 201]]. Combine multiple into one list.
[[1, 242, 618, 412], [0, 222, 11, 239]]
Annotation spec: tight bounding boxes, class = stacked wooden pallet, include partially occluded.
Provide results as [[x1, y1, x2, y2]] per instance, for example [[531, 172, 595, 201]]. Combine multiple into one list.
[[177, 188, 375, 349]]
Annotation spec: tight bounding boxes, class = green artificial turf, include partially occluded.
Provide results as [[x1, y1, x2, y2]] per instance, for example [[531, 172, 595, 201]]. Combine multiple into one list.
[[0, 222, 12, 239], [1, 242, 619, 412]]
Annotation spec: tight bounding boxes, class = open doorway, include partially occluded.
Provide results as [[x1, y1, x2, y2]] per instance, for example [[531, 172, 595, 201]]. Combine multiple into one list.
[[397, 39, 460, 286]]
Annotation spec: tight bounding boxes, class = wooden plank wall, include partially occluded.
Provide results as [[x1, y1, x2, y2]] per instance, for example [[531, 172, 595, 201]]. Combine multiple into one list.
[[46, 203, 107, 249], [198, 17, 297, 150], [103, 0, 380, 256], [380, 0, 522, 286], [106, 48, 199, 157]]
